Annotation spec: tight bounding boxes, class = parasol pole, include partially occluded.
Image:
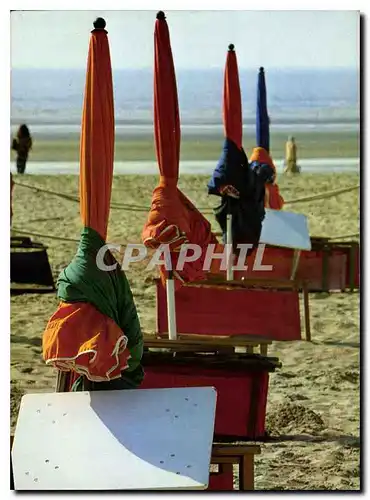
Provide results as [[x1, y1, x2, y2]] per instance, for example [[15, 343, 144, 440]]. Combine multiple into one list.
[[165, 252, 177, 340], [226, 198, 234, 280]]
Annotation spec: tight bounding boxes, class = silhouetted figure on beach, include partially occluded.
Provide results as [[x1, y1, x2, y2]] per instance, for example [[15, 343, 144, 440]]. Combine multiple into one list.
[[10, 172, 14, 225], [12, 124, 32, 174]]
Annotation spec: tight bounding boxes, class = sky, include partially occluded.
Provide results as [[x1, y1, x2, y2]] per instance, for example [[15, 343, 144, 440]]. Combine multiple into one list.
[[11, 10, 359, 70]]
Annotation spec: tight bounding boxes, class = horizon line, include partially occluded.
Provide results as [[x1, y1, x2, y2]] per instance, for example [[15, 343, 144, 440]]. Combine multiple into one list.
[[11, 65, 359, 71]]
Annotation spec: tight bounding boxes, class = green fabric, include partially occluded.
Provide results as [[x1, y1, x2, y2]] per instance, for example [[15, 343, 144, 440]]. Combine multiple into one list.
[[57, 226, 144, 388]]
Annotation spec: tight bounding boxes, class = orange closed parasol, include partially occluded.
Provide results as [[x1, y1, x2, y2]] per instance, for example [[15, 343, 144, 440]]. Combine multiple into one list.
[[43, 19, 143, 389], [79, 18, 114, 240]]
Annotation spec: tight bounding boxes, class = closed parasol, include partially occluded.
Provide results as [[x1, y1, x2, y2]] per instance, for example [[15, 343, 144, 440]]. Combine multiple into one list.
[[142, 11, 218, 289], [249, 67, 284, 210], [208, 45, 268, 264], [42, 18, 143, 390]]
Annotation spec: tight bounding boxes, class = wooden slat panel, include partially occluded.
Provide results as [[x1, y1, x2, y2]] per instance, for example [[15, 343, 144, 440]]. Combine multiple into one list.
[[212, 444, 261, 455]]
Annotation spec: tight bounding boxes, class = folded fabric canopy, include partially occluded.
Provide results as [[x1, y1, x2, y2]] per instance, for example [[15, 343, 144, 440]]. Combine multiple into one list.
[[142, 11, 219, 286], [42, 19, 143, 388], [208, 45, 269, 253], [249, 67, 284, 210]]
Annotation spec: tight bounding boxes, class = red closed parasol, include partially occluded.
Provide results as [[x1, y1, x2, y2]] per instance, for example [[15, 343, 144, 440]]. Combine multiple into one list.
[[223, 44, 242, 151], [142, 12, 218, 286]]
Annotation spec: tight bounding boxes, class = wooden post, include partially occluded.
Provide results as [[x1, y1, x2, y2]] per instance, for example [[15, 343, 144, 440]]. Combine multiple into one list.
[[260, 344, 268, 356], [303, 282, 311, 341], [322, 245, 330, 292], [349, 244, 356, 293], [55, 371, 68, 392], [240, 454, 255, 491], [211, 444, 260, 491], [290, 249, 301, 280]]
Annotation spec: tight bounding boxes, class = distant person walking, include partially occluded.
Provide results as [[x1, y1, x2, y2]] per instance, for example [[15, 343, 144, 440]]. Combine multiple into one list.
[[284, 136, 300, 173], [10, 172, 14, 225], [12, 124, 32, 174]]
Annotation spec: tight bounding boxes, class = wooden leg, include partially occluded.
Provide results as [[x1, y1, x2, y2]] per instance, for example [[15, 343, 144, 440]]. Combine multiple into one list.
[[290, 250, 301, 280], [55, 371, 68, 392], [208, 463, 234, 490], [349, 244, 356, 293], [10, 452, 14, 490], [322, 246, 330, 292], [303, 283, 311, 341], [260, 344, 268, 356], [239, 455, 255, 491], [10, 435, 14, 490]]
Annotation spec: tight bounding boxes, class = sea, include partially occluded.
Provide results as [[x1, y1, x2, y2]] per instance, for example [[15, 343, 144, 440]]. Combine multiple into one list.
[[11, 68, 359, 134], [10, 68, 360, 174]]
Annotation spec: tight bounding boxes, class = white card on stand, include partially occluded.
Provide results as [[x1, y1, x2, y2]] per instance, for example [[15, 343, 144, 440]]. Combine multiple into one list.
[[260, 209, 311, 250]]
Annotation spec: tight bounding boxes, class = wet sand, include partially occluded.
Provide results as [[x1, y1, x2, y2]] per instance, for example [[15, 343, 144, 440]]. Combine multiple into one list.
[[10, 158, 359, 176]]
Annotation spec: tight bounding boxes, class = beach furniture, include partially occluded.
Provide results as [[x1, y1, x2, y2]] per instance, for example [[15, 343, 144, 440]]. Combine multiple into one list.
[[222, 237, 359, 292], [141, 339, 281, 440], [209, 444, 261, 490], [10, 236, 55, 293], [53, 332, 280, 440], [141, 209, 311, 440], [206, 209, 312, 341], [11, 387, 216, 490], [155, 277, 307, 342], [11, 427, 261, 492], [299, 237, 359, 292]]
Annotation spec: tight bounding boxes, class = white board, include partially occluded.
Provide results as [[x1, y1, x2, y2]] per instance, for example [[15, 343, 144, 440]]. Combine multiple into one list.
[[12, 387, 217, 491], [260, 209, 311, 251]]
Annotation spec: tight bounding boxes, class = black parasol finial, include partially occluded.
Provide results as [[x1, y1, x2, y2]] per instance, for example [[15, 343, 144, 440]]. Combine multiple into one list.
[[156, 11, 166, 20], [93, 17, 106, 30], [228, 44, 235, 51]]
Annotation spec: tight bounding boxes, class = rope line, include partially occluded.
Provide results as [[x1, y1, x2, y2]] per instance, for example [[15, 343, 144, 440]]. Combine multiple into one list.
[[11, 226, 359, 245], [328, 233, 359, 240], [283, 184, 359, 205], [11, 227, 80, 243], [13, 180, 359, 212], [14, 180, 80, 203]]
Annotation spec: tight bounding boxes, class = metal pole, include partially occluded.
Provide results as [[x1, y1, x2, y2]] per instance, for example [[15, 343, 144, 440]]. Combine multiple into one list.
[[165, 251, 177, 340], [226, 198, 234, 281]]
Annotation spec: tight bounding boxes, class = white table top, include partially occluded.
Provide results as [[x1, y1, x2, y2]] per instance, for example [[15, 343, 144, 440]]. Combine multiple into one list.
[[12, 387, 217, 490], [260, 209, 312, 251]]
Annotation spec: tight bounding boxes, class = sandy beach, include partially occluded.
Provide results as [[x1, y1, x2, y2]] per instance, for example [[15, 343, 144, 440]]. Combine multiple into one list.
[[10, 170, 360, 490]]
